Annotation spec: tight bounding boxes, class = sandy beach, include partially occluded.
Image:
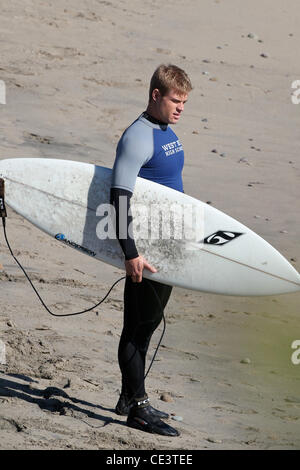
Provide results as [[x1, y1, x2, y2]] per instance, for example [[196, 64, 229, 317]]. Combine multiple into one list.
[[0, 0, 300, 450]]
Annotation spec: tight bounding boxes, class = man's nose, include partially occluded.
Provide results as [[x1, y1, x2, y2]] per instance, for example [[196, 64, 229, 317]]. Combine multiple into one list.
[[177, 102, 184, 112]]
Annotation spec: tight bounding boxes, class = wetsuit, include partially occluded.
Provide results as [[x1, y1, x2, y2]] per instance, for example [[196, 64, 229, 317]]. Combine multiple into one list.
[[111, 111, 184, 402]]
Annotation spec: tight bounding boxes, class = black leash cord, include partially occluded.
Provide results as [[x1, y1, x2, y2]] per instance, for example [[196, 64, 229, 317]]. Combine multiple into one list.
[[1, 216, 126, 317], [1, 214, 166, 391], [144, 293, 166, 381]]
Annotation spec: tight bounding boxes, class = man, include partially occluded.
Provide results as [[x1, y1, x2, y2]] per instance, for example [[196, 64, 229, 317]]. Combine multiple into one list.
[[110, 64, 192, 437]]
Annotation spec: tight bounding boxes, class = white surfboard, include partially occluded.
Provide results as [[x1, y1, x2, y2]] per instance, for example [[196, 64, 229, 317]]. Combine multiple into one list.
[[0, 158, 299, 296]]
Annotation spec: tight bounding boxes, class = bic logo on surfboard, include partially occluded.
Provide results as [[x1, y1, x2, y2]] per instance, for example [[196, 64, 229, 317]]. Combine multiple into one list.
[[204, 231, 243, 245]]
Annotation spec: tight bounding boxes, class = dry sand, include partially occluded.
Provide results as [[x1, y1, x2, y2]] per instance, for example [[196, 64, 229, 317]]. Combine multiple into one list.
[[0, 0, 300, 450]]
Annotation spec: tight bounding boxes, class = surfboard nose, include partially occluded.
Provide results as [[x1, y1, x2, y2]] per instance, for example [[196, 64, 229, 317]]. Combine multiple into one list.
[[269, 247, 300, 294], [284, 263, 300, 292]]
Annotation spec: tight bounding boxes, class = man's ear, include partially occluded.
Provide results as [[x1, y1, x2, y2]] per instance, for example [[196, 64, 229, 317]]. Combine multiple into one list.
[[152, 88, 161, 102]]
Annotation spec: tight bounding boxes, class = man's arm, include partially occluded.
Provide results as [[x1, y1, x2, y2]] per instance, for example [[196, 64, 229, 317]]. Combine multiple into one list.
[[110, 187, 157, 282], [110, 187, 139, 261], [111, 121, 157, 282]]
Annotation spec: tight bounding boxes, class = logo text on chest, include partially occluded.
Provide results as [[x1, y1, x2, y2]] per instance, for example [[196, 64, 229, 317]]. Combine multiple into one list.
[[162, 140, 183, 156]]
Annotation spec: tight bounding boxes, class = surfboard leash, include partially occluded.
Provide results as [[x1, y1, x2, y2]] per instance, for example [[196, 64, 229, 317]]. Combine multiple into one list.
[[1, 182, 166, 398], [0, 177, 127, 317], [1, 212, 166, 406], [1, 211, 127, 318]]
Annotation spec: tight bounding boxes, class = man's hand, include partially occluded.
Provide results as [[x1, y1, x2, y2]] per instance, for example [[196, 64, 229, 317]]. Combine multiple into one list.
[[125, 255, 157, 283]]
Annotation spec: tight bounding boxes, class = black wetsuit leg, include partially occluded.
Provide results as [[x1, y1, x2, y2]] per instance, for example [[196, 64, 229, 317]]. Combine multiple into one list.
[[118, 276, 172, 400]]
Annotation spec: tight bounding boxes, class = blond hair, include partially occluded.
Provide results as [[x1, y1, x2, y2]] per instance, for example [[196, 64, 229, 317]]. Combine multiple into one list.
[[149, 64, 192, 102]]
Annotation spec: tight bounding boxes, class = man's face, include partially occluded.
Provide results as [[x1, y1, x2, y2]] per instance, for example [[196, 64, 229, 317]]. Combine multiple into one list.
[[153, 89, 188, 124]]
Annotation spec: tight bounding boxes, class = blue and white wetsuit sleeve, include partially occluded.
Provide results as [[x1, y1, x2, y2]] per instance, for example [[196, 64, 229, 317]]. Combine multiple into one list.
[[110, 121, 153, 260], [111, 122, 153, 192]]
